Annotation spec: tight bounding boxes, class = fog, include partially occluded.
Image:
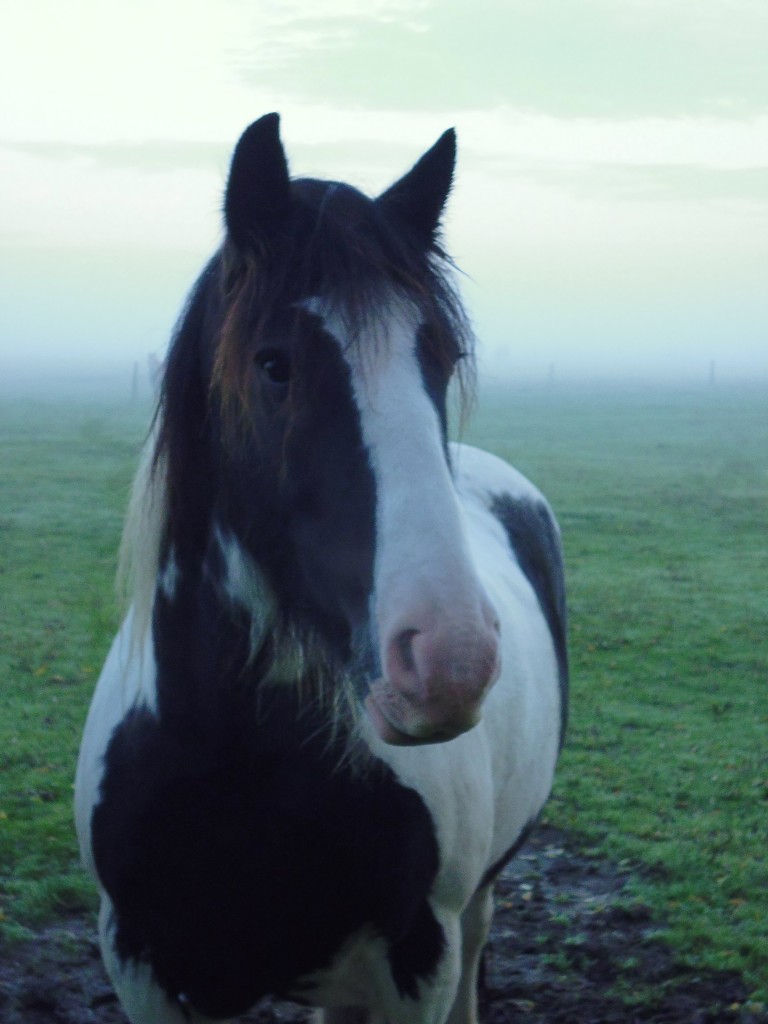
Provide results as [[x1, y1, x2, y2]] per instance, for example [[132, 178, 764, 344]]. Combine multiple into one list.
[[2, 1, 766, 394]]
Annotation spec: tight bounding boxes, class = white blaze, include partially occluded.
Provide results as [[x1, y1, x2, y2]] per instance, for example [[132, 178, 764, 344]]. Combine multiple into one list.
[[320, 298, 485, 647]]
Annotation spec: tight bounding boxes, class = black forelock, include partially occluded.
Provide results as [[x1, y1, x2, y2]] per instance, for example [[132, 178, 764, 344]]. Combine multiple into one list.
[[201, 173, 475, 440], [251, 174, 472, 341]]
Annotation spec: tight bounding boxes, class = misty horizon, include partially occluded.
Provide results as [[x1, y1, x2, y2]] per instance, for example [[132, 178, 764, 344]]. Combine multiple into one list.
[[2, 1, 766, 392]]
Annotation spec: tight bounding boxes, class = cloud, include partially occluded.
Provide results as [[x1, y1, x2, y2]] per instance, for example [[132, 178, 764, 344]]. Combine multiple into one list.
[[489, 158, 768, 204], [233, 0, 768, 118], [0, 140, 229, 174], [40, 114, 763, 210]]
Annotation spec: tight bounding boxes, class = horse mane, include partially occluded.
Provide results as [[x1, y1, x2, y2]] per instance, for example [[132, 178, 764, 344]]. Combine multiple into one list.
[[118, 175, 476, 646], [116, 420, 168, 647]]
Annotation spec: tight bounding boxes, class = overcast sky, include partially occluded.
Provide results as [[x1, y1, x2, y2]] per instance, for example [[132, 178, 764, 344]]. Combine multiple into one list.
[[1, 0, 767, 383]]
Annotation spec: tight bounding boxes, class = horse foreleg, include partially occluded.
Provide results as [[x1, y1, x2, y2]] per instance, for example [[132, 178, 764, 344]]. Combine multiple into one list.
[[98, 897, 225, 1024], [444, 886, 494, 1024]]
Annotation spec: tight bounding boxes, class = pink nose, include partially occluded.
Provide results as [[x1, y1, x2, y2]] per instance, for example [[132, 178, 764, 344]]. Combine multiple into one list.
[[367, 599, 501, 745]]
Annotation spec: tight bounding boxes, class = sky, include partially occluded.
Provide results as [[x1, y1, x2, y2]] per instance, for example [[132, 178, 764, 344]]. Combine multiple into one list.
[[1, 0, 767, 385]]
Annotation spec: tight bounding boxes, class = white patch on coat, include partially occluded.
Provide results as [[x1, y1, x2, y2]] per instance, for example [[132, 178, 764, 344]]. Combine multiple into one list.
[[213, 525, 274, 639], [157, 547, 179, 600], [213, 526, 331, 687]]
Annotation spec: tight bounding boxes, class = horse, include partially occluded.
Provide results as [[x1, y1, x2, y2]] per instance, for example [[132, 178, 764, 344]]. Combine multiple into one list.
[[74, 113, 568, 1024]]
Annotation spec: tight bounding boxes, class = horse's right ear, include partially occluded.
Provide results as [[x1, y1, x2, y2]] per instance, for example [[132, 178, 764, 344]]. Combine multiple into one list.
[[224, 113, 291, 250]]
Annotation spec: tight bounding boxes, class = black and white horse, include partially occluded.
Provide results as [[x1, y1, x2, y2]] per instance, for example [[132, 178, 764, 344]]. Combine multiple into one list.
[[75, 114, 568, 1024]]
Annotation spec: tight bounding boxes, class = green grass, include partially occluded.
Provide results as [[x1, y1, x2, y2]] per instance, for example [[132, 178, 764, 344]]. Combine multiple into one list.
[[0, 397, 153, 937], [1, 382, 766, 1002], [466, 382, 768, 1002]]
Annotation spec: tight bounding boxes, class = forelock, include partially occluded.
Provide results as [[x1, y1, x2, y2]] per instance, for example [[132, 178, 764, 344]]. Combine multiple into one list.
[[210, 176, 475, 437]]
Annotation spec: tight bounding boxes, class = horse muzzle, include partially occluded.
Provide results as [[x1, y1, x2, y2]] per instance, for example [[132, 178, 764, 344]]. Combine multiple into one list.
[[365, 601, 501, 746]]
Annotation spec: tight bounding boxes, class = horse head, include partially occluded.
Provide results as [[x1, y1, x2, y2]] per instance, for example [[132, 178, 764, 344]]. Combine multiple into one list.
[[160, 113, 500, 744]]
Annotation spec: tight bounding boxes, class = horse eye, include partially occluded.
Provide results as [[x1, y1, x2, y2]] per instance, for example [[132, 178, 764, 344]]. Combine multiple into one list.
[[255, 349, 291, 388]]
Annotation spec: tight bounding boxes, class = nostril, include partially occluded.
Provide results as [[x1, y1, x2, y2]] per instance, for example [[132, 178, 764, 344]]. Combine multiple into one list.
[[484, 601, 501, 637], [395, 629, 418, 673]]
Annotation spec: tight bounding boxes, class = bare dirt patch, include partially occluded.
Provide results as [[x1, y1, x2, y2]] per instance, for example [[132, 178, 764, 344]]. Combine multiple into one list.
[[0, 827, 763, 1024]]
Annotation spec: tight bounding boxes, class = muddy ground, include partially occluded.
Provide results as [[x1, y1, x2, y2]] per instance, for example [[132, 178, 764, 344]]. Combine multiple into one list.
[[1, 827, 763, 1024]]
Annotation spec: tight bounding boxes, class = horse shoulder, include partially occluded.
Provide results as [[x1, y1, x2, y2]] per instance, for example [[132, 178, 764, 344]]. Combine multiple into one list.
[[362, 723, 496, 914], [450, 442, 566, 648], [450, 442, 568, 865]]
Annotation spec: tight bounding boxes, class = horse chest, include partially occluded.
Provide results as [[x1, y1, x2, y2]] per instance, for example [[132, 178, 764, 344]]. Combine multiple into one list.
[[91, 694, 446, 1019]]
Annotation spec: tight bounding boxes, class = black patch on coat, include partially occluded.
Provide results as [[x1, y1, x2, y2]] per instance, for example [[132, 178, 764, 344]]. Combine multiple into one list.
[[92, 575, 444, 1019], [490, 494, 569, 748]]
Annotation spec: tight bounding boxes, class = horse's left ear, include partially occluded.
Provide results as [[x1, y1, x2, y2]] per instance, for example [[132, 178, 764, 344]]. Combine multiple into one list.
[[224, 112, 291, 250], [376, 128, 456, 243]]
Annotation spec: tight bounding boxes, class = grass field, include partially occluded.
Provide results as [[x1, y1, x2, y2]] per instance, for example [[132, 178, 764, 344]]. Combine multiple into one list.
[[1, 381, 766, 1004]]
